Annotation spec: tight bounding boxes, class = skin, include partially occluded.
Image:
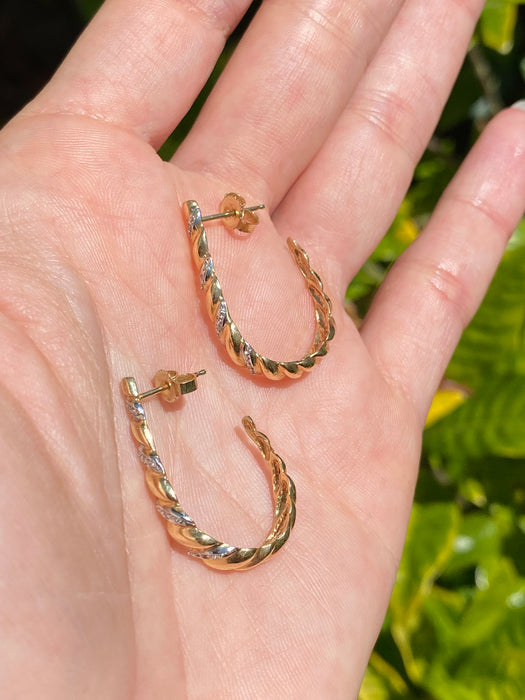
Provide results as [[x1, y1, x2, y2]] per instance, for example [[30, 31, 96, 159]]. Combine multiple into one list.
[[1, 0, 524, 697]]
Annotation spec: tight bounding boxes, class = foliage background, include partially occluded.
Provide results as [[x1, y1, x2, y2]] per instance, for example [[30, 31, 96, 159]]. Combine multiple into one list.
[[2, 1, 524, 698]]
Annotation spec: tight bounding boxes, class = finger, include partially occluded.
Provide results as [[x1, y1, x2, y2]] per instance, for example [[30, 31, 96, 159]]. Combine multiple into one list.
[[174, 0, 406, 199], [273, 0, 484, 294], [360, 105, 525, 422], [22, 0, 251, 147]]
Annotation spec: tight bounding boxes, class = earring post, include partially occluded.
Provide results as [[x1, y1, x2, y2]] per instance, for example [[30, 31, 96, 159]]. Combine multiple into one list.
[[137, 369, 206, 401], [137, 384, 169, 401], [201, 204, 265, 223]]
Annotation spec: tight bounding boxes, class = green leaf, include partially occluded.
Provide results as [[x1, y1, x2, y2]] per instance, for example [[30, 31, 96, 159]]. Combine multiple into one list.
[[390, 503, 460, 681], [443, 508, 512, 577], [391, 503, 460, 617], [464, 458, 525, 510], [480, 2, 519, 54], [451, 558, 519, 648], [424, 377, 525, 461], [437, 559, 525, 698], [421, 586, 466, 657], [424, 455, 525, 511], [447, 231, 525, 389], [422, 665, 488, 700], [358, 653, 409, 700], [414, 555, 525, 699]]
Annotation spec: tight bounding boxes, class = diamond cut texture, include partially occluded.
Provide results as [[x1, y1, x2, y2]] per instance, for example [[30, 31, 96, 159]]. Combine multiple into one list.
[[241, 341, 255, 373], [189, 544, 237, 560], [138, 446, 165, 474], [200, 257, 214, 289], [156, 504, 195, 527], [215, 301, 228, 336], [126, 400, 146, 422], [187, 207, 201, 236]]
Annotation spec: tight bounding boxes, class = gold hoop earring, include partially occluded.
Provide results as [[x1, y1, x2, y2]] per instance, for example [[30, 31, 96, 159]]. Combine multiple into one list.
[[121, 369, 296, 571], [183, 193, 335, 380]]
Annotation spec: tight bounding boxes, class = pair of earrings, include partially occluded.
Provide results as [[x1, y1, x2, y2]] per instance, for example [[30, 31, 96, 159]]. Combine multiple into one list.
[[122, 194, 335, 571]]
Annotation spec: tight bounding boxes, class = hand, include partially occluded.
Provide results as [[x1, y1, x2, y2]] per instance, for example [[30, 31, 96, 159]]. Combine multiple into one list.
[[1, 1, 524, 697]]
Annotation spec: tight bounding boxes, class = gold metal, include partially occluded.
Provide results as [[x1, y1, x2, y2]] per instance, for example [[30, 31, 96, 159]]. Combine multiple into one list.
[[200, 193, 265, 234], [121, 371, 296, 571], [183, 195, 336, 380]]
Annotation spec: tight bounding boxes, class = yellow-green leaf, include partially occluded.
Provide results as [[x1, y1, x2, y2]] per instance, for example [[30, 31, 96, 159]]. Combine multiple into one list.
[[425, 388, 469, 428], [480, 3, 518, 54], [359, 653, 408, 700]]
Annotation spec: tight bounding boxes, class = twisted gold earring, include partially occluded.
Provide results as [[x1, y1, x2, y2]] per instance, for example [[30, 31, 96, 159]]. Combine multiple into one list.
[[183, 193, 335, 380], [121, 369, 296, 571]]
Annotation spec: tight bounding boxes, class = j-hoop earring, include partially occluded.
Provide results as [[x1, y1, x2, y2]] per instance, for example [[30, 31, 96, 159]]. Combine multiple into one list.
[[121, 369, 296, 571], [183, 193, 336, 380]]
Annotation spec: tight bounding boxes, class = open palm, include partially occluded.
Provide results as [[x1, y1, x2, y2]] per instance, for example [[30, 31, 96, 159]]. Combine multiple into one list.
[[1, 1, 524, 697]]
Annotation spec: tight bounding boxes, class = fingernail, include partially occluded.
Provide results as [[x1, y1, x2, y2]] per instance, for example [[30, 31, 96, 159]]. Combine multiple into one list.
[[511, 99, 525, 111]]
